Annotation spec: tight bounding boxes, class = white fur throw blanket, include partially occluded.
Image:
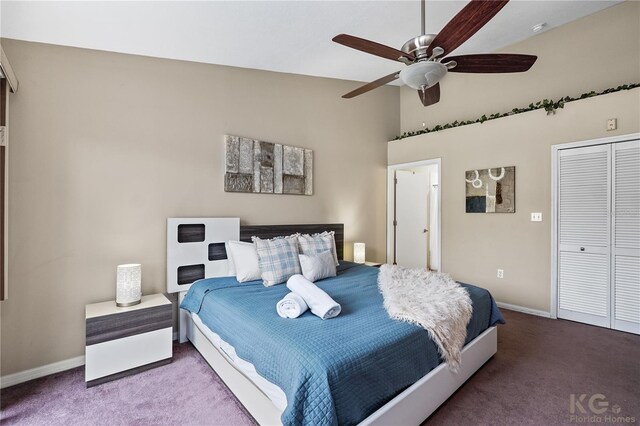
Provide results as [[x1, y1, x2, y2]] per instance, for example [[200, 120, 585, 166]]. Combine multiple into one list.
[[378, 264, 472, 372]]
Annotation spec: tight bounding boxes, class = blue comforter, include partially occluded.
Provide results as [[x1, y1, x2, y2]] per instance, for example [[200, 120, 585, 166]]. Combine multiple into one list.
[[181, 262, 504, 426]]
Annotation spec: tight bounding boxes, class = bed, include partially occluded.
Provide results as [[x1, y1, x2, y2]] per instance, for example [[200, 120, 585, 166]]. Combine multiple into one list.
[[167, 219, 503, 426]]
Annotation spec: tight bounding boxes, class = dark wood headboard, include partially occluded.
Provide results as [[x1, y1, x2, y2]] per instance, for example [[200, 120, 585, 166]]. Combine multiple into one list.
[[240, 223, 344, 260]]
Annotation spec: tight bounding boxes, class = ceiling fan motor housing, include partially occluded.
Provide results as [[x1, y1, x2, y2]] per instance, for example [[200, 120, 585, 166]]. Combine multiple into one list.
[[401, 34, 437, 59]]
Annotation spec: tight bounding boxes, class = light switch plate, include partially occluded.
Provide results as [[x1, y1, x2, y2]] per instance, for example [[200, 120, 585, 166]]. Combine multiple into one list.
[[607, 118, 617, 131], [531, 212, 543, 222]]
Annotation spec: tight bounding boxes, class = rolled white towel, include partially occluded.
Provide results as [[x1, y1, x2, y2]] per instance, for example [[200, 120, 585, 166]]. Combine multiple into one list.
[[276, 292, 309, 319], [286, 274, 341, 320]]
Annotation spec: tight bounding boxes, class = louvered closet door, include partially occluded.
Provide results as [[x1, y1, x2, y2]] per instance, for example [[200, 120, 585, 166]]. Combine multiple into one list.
[[558, 144, 611, 327], [612, 140, 640, 334]]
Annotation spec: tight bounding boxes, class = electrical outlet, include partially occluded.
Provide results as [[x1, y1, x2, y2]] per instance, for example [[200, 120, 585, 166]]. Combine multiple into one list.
[[531, 212, 542, 222], [497, 269, 504, 279], [607, 118, 617, 131]]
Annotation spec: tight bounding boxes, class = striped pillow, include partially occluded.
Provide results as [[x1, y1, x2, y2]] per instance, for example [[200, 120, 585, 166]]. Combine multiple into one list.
[[252, 235, 301, 286], [298, 231, 339, 266]]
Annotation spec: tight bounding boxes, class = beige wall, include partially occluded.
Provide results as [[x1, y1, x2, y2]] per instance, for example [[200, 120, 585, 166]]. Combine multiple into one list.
[[0, 39, 399, 375], [389, 88, 640, 312], [400, 1, 640, 133]]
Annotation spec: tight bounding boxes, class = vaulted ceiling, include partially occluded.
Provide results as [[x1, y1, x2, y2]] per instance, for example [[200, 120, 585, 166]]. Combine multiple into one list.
[[1, 1, 621, 84]]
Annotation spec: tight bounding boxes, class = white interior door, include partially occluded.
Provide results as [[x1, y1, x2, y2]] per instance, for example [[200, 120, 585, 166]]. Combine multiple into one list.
[[612, 140, 640, 334], [557, 144, 611, 328], [395, 170, 428, 269]]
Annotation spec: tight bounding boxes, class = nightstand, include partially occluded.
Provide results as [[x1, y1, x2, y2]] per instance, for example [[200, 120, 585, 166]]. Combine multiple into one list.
[[85, 293, 173, 387], [364, 261, 383, 268]]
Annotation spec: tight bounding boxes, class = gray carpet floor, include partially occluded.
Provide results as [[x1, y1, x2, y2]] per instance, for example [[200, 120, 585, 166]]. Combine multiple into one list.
[[423, 309, 639, 425], [2, 309, 638, 425]]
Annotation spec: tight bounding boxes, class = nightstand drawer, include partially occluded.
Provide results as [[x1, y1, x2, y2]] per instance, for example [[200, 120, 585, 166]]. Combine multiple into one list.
[[85, 328, 172, 383], [86, 304, 172, 345], [85, 294, 173, 387]]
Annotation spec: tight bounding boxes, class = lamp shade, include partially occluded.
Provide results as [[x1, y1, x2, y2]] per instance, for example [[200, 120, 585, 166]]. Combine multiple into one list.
[[116, 264, 142, 307], [353, 243, 366, 264]]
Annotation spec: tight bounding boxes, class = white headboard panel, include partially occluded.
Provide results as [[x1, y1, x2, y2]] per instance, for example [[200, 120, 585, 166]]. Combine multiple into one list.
[[166, 217, 240, 293]]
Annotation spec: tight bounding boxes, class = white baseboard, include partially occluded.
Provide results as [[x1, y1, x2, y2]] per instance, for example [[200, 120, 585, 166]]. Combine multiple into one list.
[[2, 330, 179, 389], [496, 301, 551, 318], [0, 355, 85, 389]]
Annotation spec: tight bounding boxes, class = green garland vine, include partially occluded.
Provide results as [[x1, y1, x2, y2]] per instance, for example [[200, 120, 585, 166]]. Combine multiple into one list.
[[393, 83, 640, 141]]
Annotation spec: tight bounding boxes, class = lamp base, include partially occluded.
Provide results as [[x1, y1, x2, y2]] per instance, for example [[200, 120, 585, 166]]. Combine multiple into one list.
[[116, 299, 141, 308]]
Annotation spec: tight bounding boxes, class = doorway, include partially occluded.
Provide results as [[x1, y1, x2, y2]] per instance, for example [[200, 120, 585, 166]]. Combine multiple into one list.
[[387, 159, 441, 271]]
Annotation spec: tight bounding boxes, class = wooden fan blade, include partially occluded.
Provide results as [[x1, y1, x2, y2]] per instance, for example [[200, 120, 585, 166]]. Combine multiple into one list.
[[427, 0, 510, 56], [418, 83, 440, 107], [343, 72, 400, 99], [333, 34, 415, 63], [446, 54, 537, 73]]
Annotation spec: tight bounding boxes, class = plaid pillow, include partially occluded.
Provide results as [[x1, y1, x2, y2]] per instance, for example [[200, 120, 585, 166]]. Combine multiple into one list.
[[252, 235, 301, 286], [298, 231, 339, 266]]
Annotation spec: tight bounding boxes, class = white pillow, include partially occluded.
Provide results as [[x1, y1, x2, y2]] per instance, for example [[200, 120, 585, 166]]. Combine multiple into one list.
[[227, 240, 261, 283], [299, 250, 337, 282], [225, 242, 236, 276]]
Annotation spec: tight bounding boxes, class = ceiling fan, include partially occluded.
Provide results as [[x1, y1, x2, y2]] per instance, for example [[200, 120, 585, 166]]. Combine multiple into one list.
[[333, 0, 537, 106]]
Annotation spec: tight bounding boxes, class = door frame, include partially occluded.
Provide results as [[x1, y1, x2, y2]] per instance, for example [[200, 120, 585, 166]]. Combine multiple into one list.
[[387, 158, 442, 272], [550, 132, 640, 319]]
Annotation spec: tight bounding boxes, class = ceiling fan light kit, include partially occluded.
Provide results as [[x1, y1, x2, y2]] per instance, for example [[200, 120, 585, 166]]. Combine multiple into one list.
[[332, 0, 537, 107], [399, 61, 447, 90]]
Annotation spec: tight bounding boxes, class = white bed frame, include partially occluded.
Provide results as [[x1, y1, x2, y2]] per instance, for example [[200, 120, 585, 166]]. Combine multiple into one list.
[[169, 218, 497, 425]]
